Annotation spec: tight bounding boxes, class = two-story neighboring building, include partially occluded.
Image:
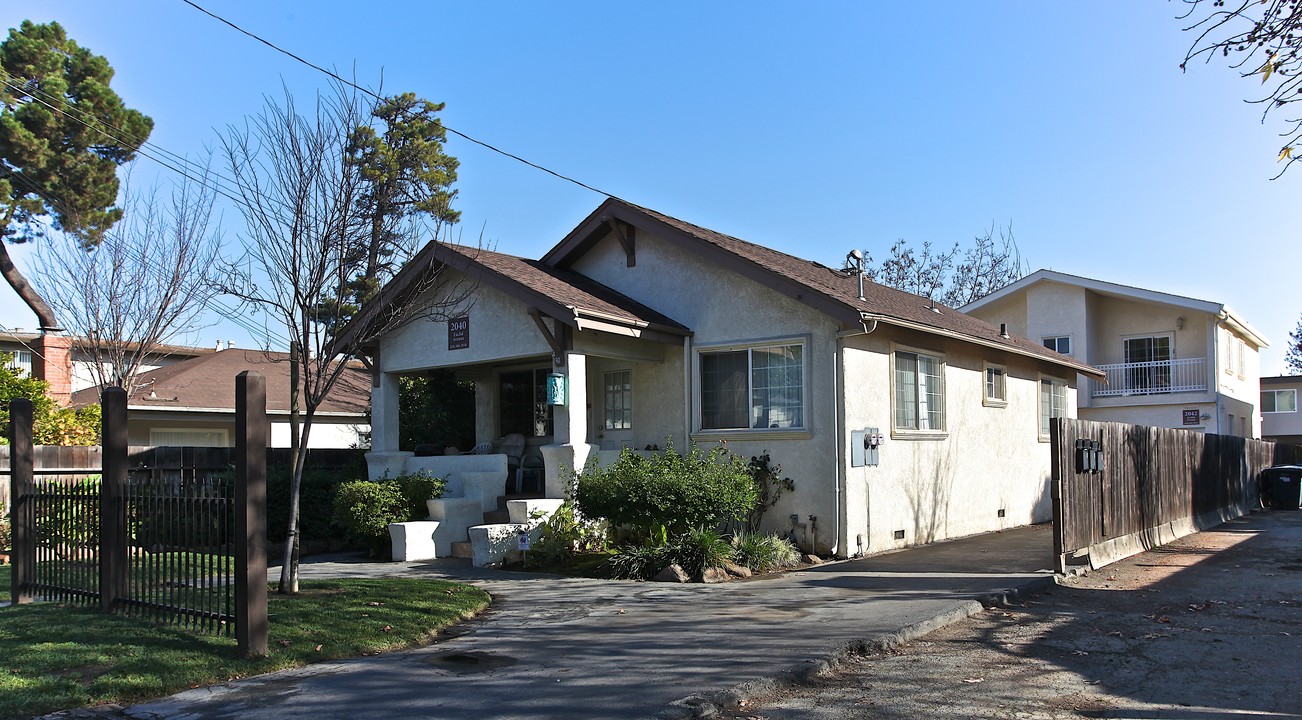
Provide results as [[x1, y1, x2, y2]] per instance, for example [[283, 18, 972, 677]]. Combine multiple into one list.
[[962, 270, 1268, 437], [1261, 375, 1302, 444]]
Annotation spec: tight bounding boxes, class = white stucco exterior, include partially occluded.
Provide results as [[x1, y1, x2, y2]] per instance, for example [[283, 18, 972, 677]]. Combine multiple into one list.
[[361, 202, 1095, 560]]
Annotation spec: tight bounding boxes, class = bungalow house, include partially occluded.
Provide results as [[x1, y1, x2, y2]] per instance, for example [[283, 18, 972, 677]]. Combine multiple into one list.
[[68, 348, 371, 448], [340, 199, 1100, 561], [961, 270, 1268, 437]]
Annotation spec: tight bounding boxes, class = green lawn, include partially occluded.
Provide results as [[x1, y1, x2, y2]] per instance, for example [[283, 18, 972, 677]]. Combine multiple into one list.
[[0, 564, 9, 603], [0, 577, 489, 720]]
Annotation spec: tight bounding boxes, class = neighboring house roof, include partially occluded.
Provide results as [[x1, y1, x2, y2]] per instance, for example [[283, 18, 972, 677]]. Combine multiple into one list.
[[69, 349, 370, 417], [1262, 376, 1302, 386], [960, 269, 1270, 349], [545, 199, 1102, 378]]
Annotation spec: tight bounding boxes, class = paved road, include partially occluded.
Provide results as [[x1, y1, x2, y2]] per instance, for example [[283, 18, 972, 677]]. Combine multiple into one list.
[[721, 510, 1302, 719], [122, 525, 1057, 720]]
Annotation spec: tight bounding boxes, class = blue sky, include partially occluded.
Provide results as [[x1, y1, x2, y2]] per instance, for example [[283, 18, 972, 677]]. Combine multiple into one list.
[[2, 1, 1297, 372]]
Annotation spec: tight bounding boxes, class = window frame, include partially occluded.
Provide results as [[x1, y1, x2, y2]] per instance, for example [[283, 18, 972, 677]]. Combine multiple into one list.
[[1038, 374, 1069, 442], [149, 428, 230, 447], [1262, 388, 1298, 414], [692, 335, 811, 440], [891, 344, 948, 439], [1042, 335, 1072, 356], [983, 362, 1007, 408], [602, 369, 633, 431]]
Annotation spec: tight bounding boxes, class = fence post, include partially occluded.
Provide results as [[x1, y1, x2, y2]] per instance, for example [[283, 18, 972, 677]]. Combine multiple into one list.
[[9, 399, 34, 604], [100, 387, 128, 612], [235, 371, 268, 658]]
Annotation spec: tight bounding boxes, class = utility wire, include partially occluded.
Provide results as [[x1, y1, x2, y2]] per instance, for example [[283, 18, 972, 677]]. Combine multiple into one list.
[[179, 0, 628, 202]]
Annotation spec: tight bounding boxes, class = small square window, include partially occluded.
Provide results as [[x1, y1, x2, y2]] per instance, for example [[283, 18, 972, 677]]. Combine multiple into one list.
[[1042, 336, 1071, 355]]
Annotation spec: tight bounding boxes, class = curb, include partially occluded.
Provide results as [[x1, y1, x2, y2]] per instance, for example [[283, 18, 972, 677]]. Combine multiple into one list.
[[657, 574, 1060, 719]]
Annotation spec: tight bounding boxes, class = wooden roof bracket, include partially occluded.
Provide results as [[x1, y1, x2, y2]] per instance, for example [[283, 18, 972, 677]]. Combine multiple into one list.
[[603, 216, 636, 267], [528, 307, 570, 366]]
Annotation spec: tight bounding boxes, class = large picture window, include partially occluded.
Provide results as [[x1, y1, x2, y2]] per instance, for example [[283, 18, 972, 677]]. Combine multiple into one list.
[[699, 343, 804, 431], [1039, 377, 1069, 440], [894, 350, 945, 431], [499, 369, 554, 437]]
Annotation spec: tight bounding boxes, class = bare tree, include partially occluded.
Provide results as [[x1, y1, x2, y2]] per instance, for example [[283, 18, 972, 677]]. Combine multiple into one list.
[[1179, 0, 1302, 174], [220, 82, 470, 593], [858, 222, 1026, 307], [32, 174, 222, 396]]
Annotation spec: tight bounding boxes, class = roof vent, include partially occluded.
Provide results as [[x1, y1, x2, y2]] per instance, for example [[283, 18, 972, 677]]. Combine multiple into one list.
[[844, 249, 866, 301], [999, 323, 1010, 339]]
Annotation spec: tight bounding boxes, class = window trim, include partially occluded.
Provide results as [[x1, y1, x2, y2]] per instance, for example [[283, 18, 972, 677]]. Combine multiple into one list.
[[891, 344, 948, 439], [1236, 338, 1247, 380], [1038, 374, 1069, 442], [1042, 335, 1072, 356], [602, 369, 633, 431], [691, 335, 812, 441], [1262, 388, 1298, 414], [149, 427, 230, 448], [983, 362, 1008, 408]]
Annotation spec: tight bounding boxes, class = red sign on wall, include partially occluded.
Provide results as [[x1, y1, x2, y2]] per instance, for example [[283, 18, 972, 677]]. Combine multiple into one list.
[[448, 316, 469, 350]]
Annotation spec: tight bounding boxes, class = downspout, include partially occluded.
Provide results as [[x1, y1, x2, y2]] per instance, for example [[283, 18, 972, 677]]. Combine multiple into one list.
[[1213, 317, 1223, 435], [683, 336, 693, 445], [832, 316, 879, 558]]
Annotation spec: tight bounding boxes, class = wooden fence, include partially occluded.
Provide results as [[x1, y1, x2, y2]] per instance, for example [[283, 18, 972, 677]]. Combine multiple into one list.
[[1050, 417, 1302, 573]]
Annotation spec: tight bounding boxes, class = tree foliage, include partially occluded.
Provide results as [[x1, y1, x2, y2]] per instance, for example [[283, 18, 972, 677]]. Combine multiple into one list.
[[398, 371, 475, 451], [0, 353, 99, 445], [0, 20, 152, 327], [859, 222, 1027, 307], [1286, 314, 1302, 374], [1179, 0, 1302, 172]]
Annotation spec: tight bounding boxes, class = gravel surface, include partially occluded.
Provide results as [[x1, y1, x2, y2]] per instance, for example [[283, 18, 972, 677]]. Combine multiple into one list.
[[721, 511, 1302, 720]]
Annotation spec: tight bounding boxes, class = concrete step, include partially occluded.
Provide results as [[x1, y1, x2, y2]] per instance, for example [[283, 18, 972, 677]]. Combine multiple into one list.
[[483, 509, 511, 524], [496, 492, 545, 511], [450, 541, 473, 559]]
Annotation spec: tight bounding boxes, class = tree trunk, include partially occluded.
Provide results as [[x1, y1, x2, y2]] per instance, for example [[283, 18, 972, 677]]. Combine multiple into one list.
[[0, 242, 60, 330], [278, 341, 302, 594]]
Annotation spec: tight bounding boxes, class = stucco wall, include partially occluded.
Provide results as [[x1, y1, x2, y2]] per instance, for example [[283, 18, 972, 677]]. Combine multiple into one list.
[[840, 326, 1066, 555], [965, 294, 1027, 338], [1088, 295, 1208, 367], [570, 229, 842, 547], [1024, 282, 1088, 360], [1262, 379, 1302, 439], [1079, 403, 1216, 433]]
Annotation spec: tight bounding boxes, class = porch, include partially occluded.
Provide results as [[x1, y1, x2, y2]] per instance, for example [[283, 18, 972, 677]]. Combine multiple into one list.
[[1089, 357, 1208, 398]]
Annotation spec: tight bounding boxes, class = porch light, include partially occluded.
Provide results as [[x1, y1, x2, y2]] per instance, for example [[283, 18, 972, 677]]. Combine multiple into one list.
[[546, 373, 567, 406]]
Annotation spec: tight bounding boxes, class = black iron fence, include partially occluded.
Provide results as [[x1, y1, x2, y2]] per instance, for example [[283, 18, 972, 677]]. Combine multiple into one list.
[[7, 375, 269, 657]]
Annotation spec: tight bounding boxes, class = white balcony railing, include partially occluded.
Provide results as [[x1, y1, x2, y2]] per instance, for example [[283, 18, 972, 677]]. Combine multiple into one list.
[[1090, 357, 1208, 398]]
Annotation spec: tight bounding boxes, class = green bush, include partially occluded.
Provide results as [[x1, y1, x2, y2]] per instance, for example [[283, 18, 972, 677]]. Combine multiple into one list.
[[606, 541, 669, 580], [266, 458, 368, 543], [732, 532, 800, 572], [0, 509, 12, 551], [524, 502, 608, 570], [666, 527, 734, 577], [574, 443, 756, 541], [331, 471, 447, 558]]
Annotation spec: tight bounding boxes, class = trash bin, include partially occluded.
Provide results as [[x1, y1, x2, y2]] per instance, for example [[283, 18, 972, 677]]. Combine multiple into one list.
[[1260, 465, 1302, 510]]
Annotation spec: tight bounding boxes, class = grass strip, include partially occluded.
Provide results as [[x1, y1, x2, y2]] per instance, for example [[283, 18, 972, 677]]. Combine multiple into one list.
[[0, 577, 489, 720], [0, 564, 9, 603]]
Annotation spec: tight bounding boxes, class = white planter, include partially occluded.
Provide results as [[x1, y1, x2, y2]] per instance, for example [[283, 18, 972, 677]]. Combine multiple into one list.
[[388, 521, 441, 562]]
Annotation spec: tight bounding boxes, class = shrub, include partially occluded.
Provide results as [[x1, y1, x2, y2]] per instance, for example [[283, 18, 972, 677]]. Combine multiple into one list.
[[33, 478, 100, 555], [265, 455, 368, 543], [744, 452, 795, 534], [665, 527, 734, 578], [524, 502, 608, 570], [0, 511, 11, 551], [574, 443, 756, 540], [332, 471, 447, 558], [732, 532, 800, 572]]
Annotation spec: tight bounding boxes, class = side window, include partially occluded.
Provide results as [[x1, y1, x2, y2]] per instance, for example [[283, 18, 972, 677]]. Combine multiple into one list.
[[1042, 336, 1071, 355], [603, 370, 632, 430], [894, 349, 945, 431], [1038, 377, 1068, 441], [984, 364, 1007, 406]]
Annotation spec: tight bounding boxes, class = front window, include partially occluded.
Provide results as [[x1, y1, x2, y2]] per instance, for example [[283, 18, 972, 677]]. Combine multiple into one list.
[[1263, 389, 1298, 413], [699, 343, 804, 431], [603, 370, 632, 430], [895, 350, 945, 431], [500, 369, 554, 437], [1039, 377, 1069, 440]]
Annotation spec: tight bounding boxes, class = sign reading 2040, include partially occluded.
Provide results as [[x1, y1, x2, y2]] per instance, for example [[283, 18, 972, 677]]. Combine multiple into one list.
[[448, 316, 470, 350]]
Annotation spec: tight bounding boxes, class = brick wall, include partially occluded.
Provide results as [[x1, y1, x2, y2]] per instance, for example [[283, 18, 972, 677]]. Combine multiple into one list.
[[32, 333, 73, 406]]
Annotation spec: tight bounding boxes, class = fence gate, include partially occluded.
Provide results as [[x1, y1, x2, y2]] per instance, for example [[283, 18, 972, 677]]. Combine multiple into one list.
[[7, 374, 268, 657]]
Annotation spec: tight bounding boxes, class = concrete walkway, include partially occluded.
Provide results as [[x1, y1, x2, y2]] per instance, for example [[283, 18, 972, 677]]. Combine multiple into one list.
[[124, 524, 1058, 720]]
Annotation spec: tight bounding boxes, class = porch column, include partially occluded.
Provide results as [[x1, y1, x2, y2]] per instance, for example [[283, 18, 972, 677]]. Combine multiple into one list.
[[543, 350, 595, 498], [364, 370, 411, 480]]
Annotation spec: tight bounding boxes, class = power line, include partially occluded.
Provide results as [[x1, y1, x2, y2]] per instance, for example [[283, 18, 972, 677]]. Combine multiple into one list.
[[179, 0, 628, 202]]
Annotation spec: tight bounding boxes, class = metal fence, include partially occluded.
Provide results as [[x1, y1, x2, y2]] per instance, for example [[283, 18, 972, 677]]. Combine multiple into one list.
[[7, 375, 269, 657]]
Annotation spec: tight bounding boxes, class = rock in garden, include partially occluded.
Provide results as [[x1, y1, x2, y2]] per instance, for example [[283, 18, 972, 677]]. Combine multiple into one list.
[[700, 566, 730, 584], [653, 563, 689, 583], [724, 562, 752, 578], [802, 553, 822, 565]]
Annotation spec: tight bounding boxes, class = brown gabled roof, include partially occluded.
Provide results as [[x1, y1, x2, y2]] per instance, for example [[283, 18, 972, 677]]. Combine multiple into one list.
[[333, 238, 690, 352], [70, 349, 370, 415], [545, 199, 1102, 378]]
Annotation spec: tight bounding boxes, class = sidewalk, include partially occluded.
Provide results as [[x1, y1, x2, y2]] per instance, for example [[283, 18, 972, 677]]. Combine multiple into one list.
[[120, 524, 1057, 720]]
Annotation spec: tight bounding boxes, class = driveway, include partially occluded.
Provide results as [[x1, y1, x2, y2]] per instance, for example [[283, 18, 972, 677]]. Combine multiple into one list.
[[123, 524, 1057, 720]]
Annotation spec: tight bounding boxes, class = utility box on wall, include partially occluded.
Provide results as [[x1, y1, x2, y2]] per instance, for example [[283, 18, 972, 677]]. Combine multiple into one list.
[[851, 427, 883, 467]]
